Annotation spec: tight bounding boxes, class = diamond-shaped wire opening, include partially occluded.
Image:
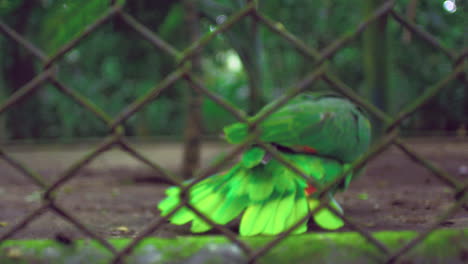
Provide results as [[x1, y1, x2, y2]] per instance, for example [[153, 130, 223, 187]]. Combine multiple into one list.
[[109, 66, 189, 130], [385, 191, 468, 263], [42, 136, 118, 198], [341, 147, 447, 230], [2, 140, 115, 245], [378, 141, 465, 262], [63, 139, 191, 262], [41, 15, 183, 137], [0, 69, 54, 117], [45, 142, 180, 239], [49, 202, 117, 253], [177, 1, 256, 66], [0, 164, 46, 240], [105, 8, 257, 138], [0, 19, 115, 132], [0, 203, 49, 242], [0, 67, 114, 140], [20, 140, 126, 251], [43, 4, 124, 68], [0, 146, 49, 188]]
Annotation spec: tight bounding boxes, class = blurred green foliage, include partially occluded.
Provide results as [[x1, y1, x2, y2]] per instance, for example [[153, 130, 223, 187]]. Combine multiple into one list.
[[0, 0, 466, 140], [40, 0, 123, 54]]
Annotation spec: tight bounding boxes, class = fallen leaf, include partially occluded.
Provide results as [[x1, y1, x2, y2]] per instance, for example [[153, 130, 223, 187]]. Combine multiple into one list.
[[111, 188, 121, 197], [5, 247, 23, 258], [116, 226, 129, 232], [110, 226, 133, 236], [62, 186, 73, 194], [357, 192, 369, 200], [24, 191, 43, 203]]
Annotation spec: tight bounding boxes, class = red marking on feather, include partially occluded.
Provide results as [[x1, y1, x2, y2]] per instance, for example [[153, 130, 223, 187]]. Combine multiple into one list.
[[301, 146, 317, 154], [305, 183, 317, 196]]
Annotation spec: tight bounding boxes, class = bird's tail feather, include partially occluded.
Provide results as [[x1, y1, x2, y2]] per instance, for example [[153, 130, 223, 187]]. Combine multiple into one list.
[[158, 152, 347, 236]]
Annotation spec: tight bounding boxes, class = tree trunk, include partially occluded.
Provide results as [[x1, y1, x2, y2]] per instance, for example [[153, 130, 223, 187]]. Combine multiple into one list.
[[4, 0, 41, 139], [182, 0, 203, 179], [246, 6, 264, 115], [362, 0, 391, 135], [0, 84, 6, 140]]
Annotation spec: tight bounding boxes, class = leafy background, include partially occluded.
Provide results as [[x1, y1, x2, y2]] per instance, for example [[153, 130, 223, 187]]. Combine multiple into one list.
[[0, 0, 465, 141]]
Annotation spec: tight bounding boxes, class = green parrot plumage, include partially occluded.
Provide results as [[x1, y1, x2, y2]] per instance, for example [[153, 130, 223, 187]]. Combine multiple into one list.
[[158, 92, 372, 236]]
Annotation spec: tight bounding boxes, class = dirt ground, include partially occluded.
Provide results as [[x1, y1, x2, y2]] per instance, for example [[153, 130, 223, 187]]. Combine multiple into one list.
[[0, 138, 467, 239]]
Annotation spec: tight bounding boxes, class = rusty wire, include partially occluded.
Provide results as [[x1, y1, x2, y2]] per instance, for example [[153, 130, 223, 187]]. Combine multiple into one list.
[[0, 0, 466, 263]]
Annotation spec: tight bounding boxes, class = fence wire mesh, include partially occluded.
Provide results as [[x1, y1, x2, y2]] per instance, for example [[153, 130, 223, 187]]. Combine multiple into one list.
[[0, 0, 466, 263]]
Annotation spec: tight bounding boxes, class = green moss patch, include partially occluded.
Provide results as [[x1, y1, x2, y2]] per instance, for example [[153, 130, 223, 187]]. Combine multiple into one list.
[[1, 229, 466, 263]]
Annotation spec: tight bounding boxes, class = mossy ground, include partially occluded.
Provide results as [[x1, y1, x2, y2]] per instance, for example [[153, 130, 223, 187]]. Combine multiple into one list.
[[1, 229, 467, 263]]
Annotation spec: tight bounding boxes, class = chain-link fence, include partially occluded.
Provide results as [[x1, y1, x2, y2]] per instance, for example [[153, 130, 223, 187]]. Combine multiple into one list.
[[0, 0, 466, 263]]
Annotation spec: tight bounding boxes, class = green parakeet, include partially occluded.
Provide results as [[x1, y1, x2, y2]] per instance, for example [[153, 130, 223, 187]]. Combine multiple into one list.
[[158, 92, 372, 236]]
